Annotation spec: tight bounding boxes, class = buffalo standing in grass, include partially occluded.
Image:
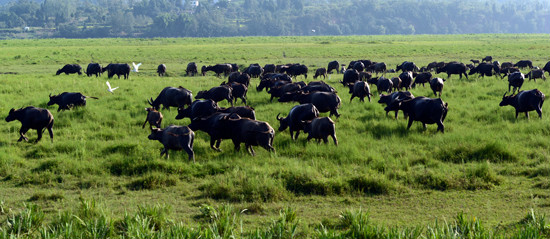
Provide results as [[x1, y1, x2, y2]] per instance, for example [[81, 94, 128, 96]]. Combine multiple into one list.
[[396, 61, 419, 72], [412, 72, 432, 88], [196, 85, 233, 106], [103, 63, 131, 79], [468, 62, 495, 78], [175, 99, 219, 120], [5, 106, 54, 143], [327, 61, 340, 74], [482, 56, 492, 62], [368, 62, 387, 74], [378, 91, 414, 119], [143, 108, 163, 129], [228, 72, 251, 87], [514, 60, 533, 69], [314, 68, 327, 79], [188, 112, 232, 151], [149, 86, 193, 110], [157, 64, 166, 77], [47, 92, 98, 112], [218, 113, 275, 156], [348, 81, 372, 102], [186, 62, 198, 76], [278, 91, 342, 118], [218, 106, 256, 120], [526, 69, 546, 82], [340, 69, 360, 86], [543, 61, 550, 76], [399, 72, 414, 90], [86, 63, 102, 77], [148, 126, 195, 162], [222, 81, 248, 105], [277, 103, 319, 140], [508, 72, 525, 94], [263, 64, 276, 75], [499, 89, 545, 119], [202, 64, 232, 77], [430, 78, 445, 97], [302, 117, 337, 145], [436, 62, 468, 80], [56, 64, 82, 75], [244, 64, 264, 78], [387, 97, 448, 133]]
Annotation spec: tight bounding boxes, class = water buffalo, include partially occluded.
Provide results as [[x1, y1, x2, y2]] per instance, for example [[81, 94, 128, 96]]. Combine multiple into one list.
[[353, 61, 365, 72], [482, 56, 492, 62], [175, 99, 219, 120], [327, 61, 340, 74], [508, 72, 525, 93], [157, 64, 166, 77], [412, 72, 432, 88], [396, 61, 419, 72], [244, 64, 263, 78], [470, 59, 480, 65], [426, 62, 439, 72], [263, 64, 276, 75], [47, 92, 98, 112], [387, 97, 448, 133], [340, 69, 360, 86], [526, 69, 546, 82], [218, 106, 256, 120], [314, 68, 327, 79], [217, 113, 275, 156], [202, 64, 232, 77], [500, 67, 520, 79], [188, 112, 231, 151], [378, 91, 414, 119], [86, 63, 102, 77], [499, 89, 545, 119], [301, 81, 336, 93], [278, 91, 342, 118], [399, 72, 414, 90], [514, 60, 533, 69], [196, 85, 233, 106], [468, 62, 495, 77], [543, 61, 550, 76], [501, 62, 514, 69], [348, 81, 372, 102], [186, 62, 198, 76], [102, 63, 131, 79], [430, 78, 445, 97], [222, 81, 248, 105], [257, 74, 292, 92], [284, 64, 308, 79], [143, 108, 163, 129], [5, 106, 54, 143], [390, 77, 401, 92], [148, 126, 195, 162], [436, 62, 468, 80], [277, 103, 319, 140], [302, 117, 337, 145], [368, 62, 387, 74], [149, 86, 193, 110], [56, 64, 82, 75], [268, 82, 303, 102], [228, 72, 250, 87]]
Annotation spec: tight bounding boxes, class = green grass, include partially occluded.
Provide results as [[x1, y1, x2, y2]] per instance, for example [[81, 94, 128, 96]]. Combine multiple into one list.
[[0, 34, 549, 237]]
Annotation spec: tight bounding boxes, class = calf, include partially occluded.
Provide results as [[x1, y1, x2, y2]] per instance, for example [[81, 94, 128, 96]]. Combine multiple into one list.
[[302, 117, 337, 145], [186, 62, 198, 76], [313, 68, 327, 79], [378, 91, 414, 119], [388, 97, 448, 133], [508, 72, 525, 94], [430, 78, 445, 97], [5, 106, 54, 143], [196, 86, 233, 106], [143, 108, 163, 129], [148, 126, 195, 162], [499, 89, 545, 119], [470, 59, 480, 65], [277, 103, 319, 140], [348, 81, 372, 102], [157, 64, 166, 77], [56, 64, 82, 75], [47, 92, 98, 112], [526, 69, 546, 82]]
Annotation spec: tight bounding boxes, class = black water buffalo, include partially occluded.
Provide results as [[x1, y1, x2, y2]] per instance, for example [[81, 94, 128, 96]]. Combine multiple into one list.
[[245, 64, 263, 78], [348, 81, 372, 102], [340, 65, 346, 74], [103, 63, 131, 79], [302, 117, 337, 145], [196, 85, 233, 106], [412, 72, 432, 88], [359, 71, 372, 81], [482, 56, 492, 62], [202, 64, 232, 77], [148, 126, 195, 162], [470, 59, 480, 65], [262, 64, 276, 75], [86, 63, 102, 77], [56, 64, 82, 75], [499, 67, 520, 78], [501, 62, 514, 69], [279, 91, 342, 117], [327, 61, 340, 74], [47, 92, 98, 112], [353, 61, 365, 72], [390, 77, 401, 92], [387, 97, 448, 133], [526, 69, 546, 82], [228, 72, 251, 87], [508, 72, 525, 93], [514, 60, 533, 69], [499, 89, 545, 119], [378, 91, 414, 119], [301, 81, 336, 93], [143, 108, 163, 129], [436, 62, 468, 79], [188, 112, 231, 151], [370, 76, 393, 93], [396, 61, 419, 72], [149, 86, 193, 110], [284, 64, 308, 79], [399, 72, 414, 90], [218, 106, 256, 120], [268, 82, 303, 102], [222, 81, 248, 105], [257, 74, 292, 92], [186, 62, 198, 76], [543, 61, 550, 76], [157, 64, 166, 77], [277, 103, 319, 140], [340, 69, 360, 86], [314, 68, 327, 79], [5, 106, 54, 143], [468, 62, 495, 77], [368, 62, 387, 74], [430, 78, 445, 97], [218, 113, 275, 156], [426, 62, 439, 72], [175, 99, 219, 120]]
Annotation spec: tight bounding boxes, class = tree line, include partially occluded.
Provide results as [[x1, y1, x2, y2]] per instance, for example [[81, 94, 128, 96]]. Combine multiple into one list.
[[0, 0, 548, 39]]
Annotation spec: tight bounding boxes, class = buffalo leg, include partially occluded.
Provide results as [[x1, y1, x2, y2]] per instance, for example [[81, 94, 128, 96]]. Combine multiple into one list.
[[142, 118, 148, 129], [536, 108, 543, 119], [294, 131, 300, 140], [160, 148, 168, 159], [437, 121, 445, 133], [210, 138, 221, 151], [35, 129, 43, 143], [184, 137, 195, 163], [515, 111, 519, 119], [322, 137, 328, 144], [47, 125, 54, 142], [406, 118, 414, 130], [422, 123, 427, 130], [233, 139, 241, 152], [525, 112, 529, 119], [350, 95, 355, 103], [331, 134, 338, 145], [18, 127, 29, 142]]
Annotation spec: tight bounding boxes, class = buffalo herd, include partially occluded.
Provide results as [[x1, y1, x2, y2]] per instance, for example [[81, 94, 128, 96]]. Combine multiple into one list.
[[5, 57, 550, 161]]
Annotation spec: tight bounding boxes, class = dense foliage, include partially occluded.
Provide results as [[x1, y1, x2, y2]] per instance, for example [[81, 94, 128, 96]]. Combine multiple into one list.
[[0, 0, 548, 39]]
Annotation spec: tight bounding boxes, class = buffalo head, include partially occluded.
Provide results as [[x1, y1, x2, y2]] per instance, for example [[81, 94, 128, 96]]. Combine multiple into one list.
[[276, 113, 289, 131], [499, 92, 514, 107], [5, 108, 16, 122]]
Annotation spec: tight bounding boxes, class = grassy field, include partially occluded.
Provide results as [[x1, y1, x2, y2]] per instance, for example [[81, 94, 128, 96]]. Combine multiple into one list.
[[0, 34, 550, 238]]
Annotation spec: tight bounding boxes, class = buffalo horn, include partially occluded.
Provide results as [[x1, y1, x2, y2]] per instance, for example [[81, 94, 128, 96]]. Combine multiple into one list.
[[276, 113, 283, 121]]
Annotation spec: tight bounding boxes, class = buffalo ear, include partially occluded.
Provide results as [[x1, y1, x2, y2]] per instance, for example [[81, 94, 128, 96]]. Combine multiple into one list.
[[9, 108, 15, 113]]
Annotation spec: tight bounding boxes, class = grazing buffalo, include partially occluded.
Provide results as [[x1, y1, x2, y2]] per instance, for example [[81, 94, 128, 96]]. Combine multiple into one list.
[[327, 61, 340, 74], [370, 76, 393, 93], [543, 61, 550, 76], [157, 64, 166, 77], [257, 74, 292, 92], [263, 64, 276, 75], [399, 72, 414, 90], [143, 107, 163, 129], [412, 72, 432, 88], [148, 126, 195, 162], [149, 86, 193, 110], [284, 64, 308, 79], [390, 77, 401, 92], [47, 92, 98, 112], [301, 81, 336, 93], [56, 64, 82, 75], [482, 56, 492, 62], [426, 62, 439, 72], [302, 117, 337, 145], [378, 91, 414, 119], [202, 64, 232, 77], [348, 81, 372, 102], [353, 61, 365, 72], [5, 106, 54, 143], [396, 61, 419, 72], [436, 62, 468, 80], [277, 103, 319, 140], [499, 89, 545, 119], [499, 67, 520, 78], [526, 69, 546, 82], [86, 63, 102, 77], [188, 112, 231, 151], [359, 71, 372, 81], [228, 72, 251, 87], [222, 81, 248, 105], [196, 85, 233, 106], [218, 106, 256, 120], [468, 62, 495, 77], [470, 59, 480, 65], [245, 64, 264, 78], [103, 63, 131, 79], [368, 62, 387, 74], [508, 72, 525, 93], [430, 78, 445, 97], [218, 113, 275, 156], [514, 60, 533, 69], [340, 69, 360, 86], [314, 68, 327, 79], [387, 97, 448, 133], [175, 99, 219, 120], [278, 91, 342, 118], [268, 82, 303, 102], [501, 62, 514, 69], [186, 62, 198, 76]]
